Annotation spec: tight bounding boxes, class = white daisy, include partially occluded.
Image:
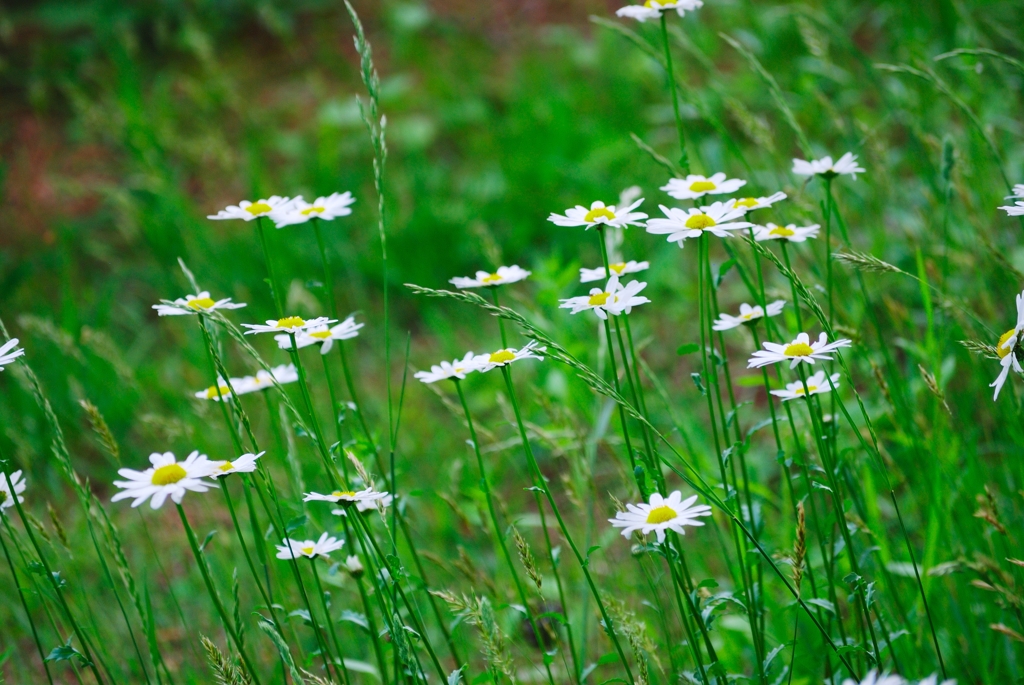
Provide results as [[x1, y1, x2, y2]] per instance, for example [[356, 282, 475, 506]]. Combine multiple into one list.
[[241, 316, 335, 335], [792, 152, 865, 180], [211, 452, 265, 478], [276, 533, 345, 561], [0, 471, 27, 513], [0, 339, 25, 371], [274, 315, 363, 355], [272, 192, 356, 228], [153, 291, 247, 317], [332, 493, 395, 516], [645, 202, 752, 246], [915, 675, 955, 685], [616, 0, 703, 22], [579, 260, 649, 283], [473, 341, 546, 373], [661, 173, 746, 201], [303, 487, 389, 507], [747, 332, 852, 370], [991, 290, 1024, 401], [712, 301, 785, 330], [841, 671, 907, 685], [728, 192, 787, 212], [609, 491, 712, 543], [999, 201, 1024, 217], [547, 199, 648, 230], [753, 223, 820, 243], [343, 555, 365, 576], [559, 276, 649, 320], [194, 378, 234, 402], [193, 365, 299, 401], [207, 196, 291, 222], [111, 451, 217, 509], [414, 352, 481, 384], [1010, 184, 1024, 199], [449, 265, 532, 289], [770, 371, 840, 402]]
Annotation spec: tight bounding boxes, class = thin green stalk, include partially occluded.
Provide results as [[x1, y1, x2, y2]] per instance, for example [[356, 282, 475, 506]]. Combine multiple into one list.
[[491, 287, 509, 349], [660, 13, 690, 173], [255, 216, 285, 316], [311, 559, 352, 685], [661, 548, 711, 685], [669, 534, 727, 684], [0, 514, 55, 685]]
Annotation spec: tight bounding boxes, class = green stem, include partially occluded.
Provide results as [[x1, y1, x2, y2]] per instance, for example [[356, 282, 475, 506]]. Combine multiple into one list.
[[660, 13, 690, 174], [255, 216, 285, 316], [0, 513, 55, 685], [311, 559, 352, 685]]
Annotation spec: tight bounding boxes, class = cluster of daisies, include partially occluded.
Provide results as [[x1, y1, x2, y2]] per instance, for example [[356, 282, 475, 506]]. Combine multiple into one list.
[[207, 192, 356, 229]]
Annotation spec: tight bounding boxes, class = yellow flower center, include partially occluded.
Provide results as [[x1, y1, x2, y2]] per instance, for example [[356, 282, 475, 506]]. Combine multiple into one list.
[[769, 226, 795, 237], [588, 292, 611, 306], [245, 202, 273, 215], [300, 206, 326, 216], [205, 385, 231, 399], [609, 262, 626, 274], [783, 342, 814, 357], [998, 329, 1016, 359], [187, 297, 216, 310], [584, 207, 616, 223], [685, 214, 717, 231], [489, 350, 516, 364], [219, 461, 235, 473], [301, 546, 316, 556], [0, 491, 7, 504], [481, 273, 503, 284], [309, 330, 333, 340], [276, 316, 306, 328], [646, 505, 678, 524], [152, 463, 187, 486], [332, 490, 357, 498], [741, 312, 755, 320], [734, 197, 759, 208], [689, 180, 717, 192]]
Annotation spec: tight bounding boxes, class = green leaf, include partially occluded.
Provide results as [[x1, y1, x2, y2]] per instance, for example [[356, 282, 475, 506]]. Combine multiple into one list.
[[45, 638, 90, 665], [677, 343, 700, 356], [199, 530, 217, 553], [285, 515, 307, 534], [256, 614, 305, 684], [691, 372, 706, 395]]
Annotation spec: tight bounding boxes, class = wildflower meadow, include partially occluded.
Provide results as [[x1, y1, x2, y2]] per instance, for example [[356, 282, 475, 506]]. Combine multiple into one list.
[[3, 0, 1024, 683]]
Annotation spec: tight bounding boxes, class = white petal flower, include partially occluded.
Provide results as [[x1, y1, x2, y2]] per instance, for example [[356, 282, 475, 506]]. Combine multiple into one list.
[[748, 332, 852, 369], [0, 339, 25, 371], [560, 276, 650, 320], [211, 452, 265, 478], [991, 290, 1024, 401], [473, 341, 546, 373], [272, 192, 356, 228], [770, 371, 840, 402], [915, 674, 955, 685], [645, 201, 752, 246], [792, 152, 865, 180], [450, 265, 532, 289], [333, 493, 395, 516], [343, 555, 365, 576], [194, 365, 299, 401], [303, 487, 389, 506], [661, 173, 746, 200], [275, 315, 364, 355], [728, 192, 787, 212], [153, 291, 247, 317], [580, 260, 649, 283], [208, 196, 291, 221], [753, 223, 820, 243], [0, 471, 27, 513], [414, 352, 481, 384], [276, 532, 345, 560], [609, 490, 712, 543], [713, 301, 785, 330], [111, 451, 217, 509], [242, 316, 335, 335], [548, 199, 648, 230], [616, 0, 703, 22], [999, 201, 1024, 217], [841, 671, 908, 685], [1010, 184, 1024, 199]]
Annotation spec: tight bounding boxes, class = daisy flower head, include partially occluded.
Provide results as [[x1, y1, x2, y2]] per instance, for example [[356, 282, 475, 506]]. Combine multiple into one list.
[[0, 471, 27, 513], [194, 365, 298, 402], [211, 451, 265, 478], [1011, 184, 1024, 199], [991, 290, 1024, 401], [915, 675, 955, 685], [616, 0, 704, 23], [712, 301, 785, 331], [276, 532, 344, 561], [414, 352, 481, 384], [195, 377, 234, 402], [841, 671, 908, 685], [580, 260, 649, 283], [275, 315, 363, 355], [609, 491, 712, 543], [333, 493, 395, 517], [548, 199, 647, 231], [208, 196, 290, 222], [753, 223, 820, 243], [343, 554, 365, 577], [111, 451, 217, 509], [473, 341, 546, 373], [999, 201, 1024, 217], [728, 191, 787, 213], [273, 192, 355, 228], [662, 173, 746, 201], [560, 276, 649, 320], [770, 371, 840, 402], [0, 339, 25, 371], [303, 487, 389, 508], [450, 265, 532, 289], [748, 332, 852, 370], [242, 316, 335, 335], [645, 202, 752, 246], [792, 152, 865, 180], [153, 291, 247, 317]]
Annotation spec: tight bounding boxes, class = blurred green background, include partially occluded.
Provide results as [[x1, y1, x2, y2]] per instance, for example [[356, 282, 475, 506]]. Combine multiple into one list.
[[3, 0, 1024, 679]]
